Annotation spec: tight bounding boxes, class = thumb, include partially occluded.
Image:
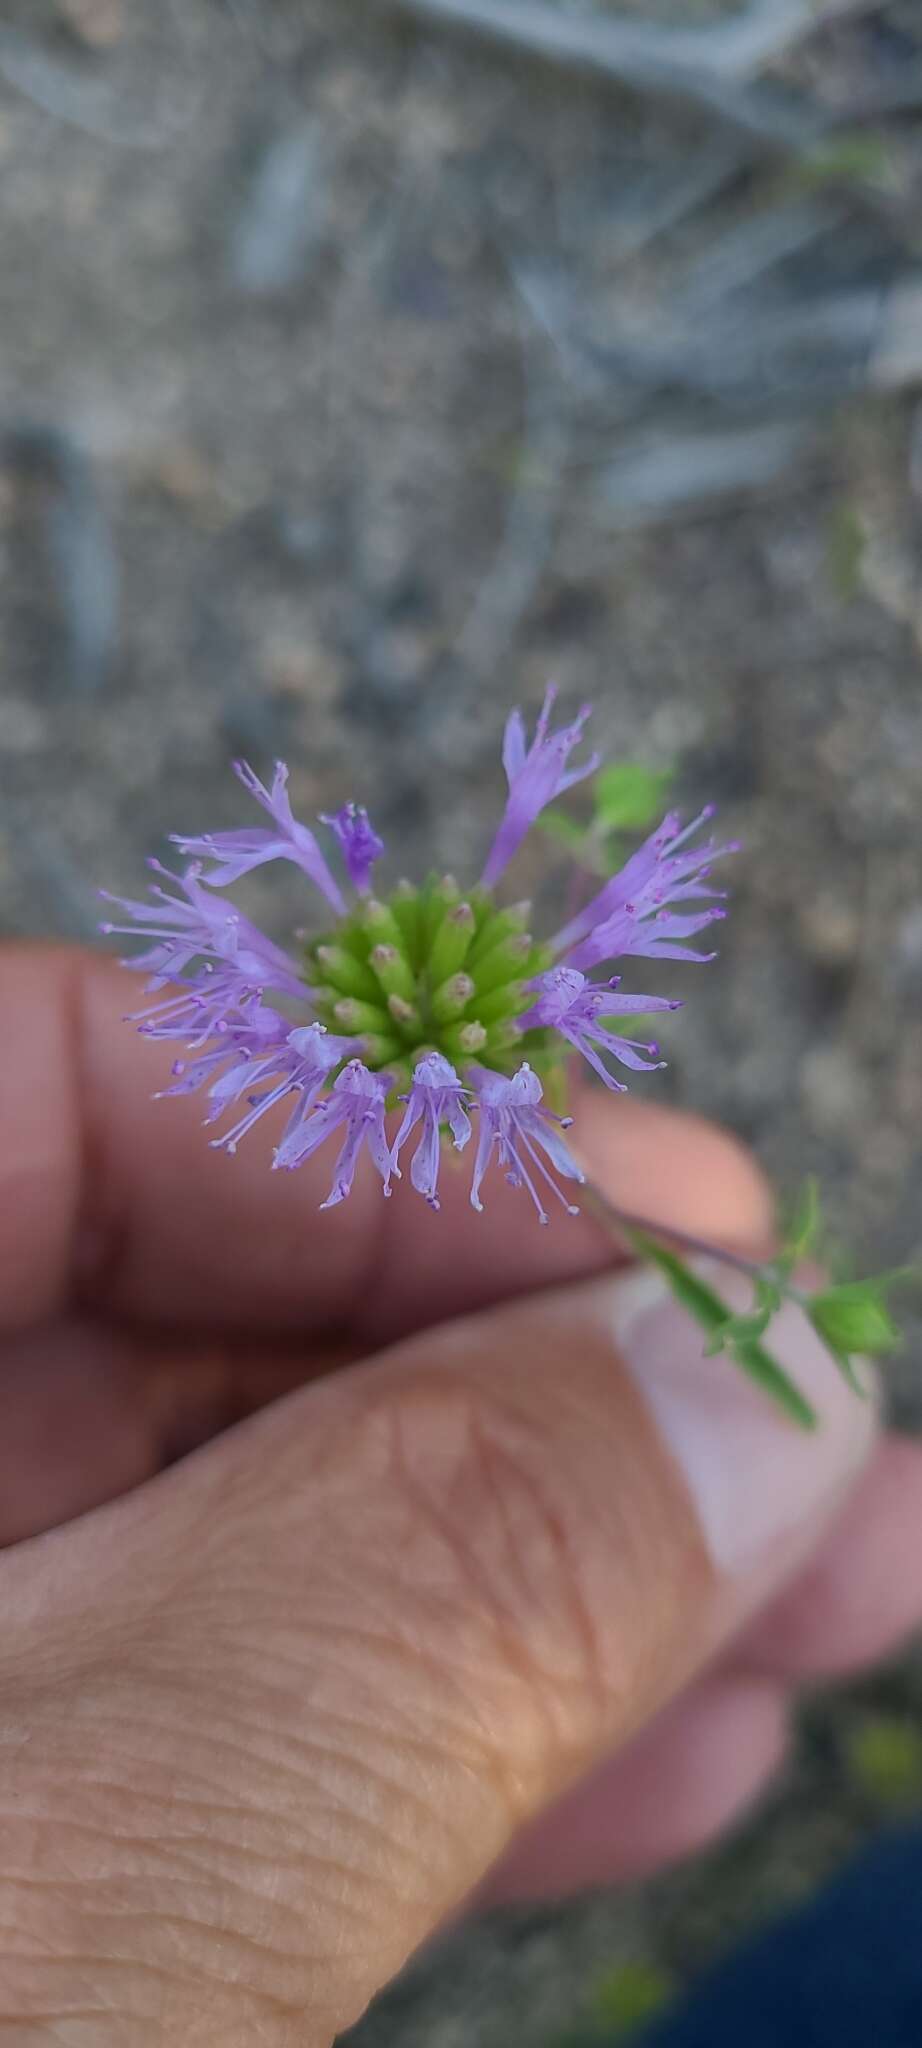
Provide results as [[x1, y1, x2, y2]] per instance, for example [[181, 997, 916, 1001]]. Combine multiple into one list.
[[2, 1264, 875, 2047]]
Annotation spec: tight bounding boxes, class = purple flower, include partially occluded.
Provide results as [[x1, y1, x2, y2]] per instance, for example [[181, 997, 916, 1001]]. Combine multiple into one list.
[[171, 760, 345, 913], [555, 806, 736, 967], [273, 1058, 395, 1207], [481, 685, 599, 889], [320, 803, 384, 895], [469, 1064, 585, 1224], [208, 1021, 354, 1158], [100, 861, 305, 999], [156, 1014, 353, 1160], [155, 1003, 289, 1111], [527, 966, 681, 1091], [127, 967, 268, 1047], [567, 902, 726, 973], [392, 1053, 472, 1210]]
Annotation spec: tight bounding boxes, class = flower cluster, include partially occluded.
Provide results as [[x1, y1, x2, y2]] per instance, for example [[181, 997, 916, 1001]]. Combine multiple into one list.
[[103, 689, 734, 1221]]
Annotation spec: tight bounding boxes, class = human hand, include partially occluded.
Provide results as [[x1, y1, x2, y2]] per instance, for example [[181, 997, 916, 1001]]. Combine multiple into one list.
[[2, 945, 920, 2046]]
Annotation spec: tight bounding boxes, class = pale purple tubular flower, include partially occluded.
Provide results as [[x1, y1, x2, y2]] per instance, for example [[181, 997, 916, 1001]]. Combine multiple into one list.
[[273, 1058, 395, 1208], [469, 1063, 585, 1224], [392, 1052, 472, 1210], [319, 803, 384, 896], [170, 760, 345, 912], [527, 966, 682, 1091], [567, 902, 726, 973], [155, 1002, 290, 1108], [126, 968, 266, 1047], [100, 861, 306, 999], [555, 805, 736, 964], [481, 684, 600, 889], [154, 1010, 353, 1161], [208, 1021, 353, 1158]]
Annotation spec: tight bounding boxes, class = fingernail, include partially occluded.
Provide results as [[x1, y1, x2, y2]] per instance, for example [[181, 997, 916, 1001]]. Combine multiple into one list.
[[611, 1259, 877, 1584]]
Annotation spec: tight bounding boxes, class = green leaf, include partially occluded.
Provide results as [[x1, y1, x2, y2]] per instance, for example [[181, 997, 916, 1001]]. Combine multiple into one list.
[[808, 1281, 903, 1359], [826, 501, 867, 602], [785, 1176, 822, 1262], [592, 1958, 674, 2033], [537, 809, 595, 855], [791, 129, 896, 192], [591, 761, 673, 833], [703, 1304, 773, 1355], [846, 1714, 922, 1810], [629, 1233, 818, 1430]]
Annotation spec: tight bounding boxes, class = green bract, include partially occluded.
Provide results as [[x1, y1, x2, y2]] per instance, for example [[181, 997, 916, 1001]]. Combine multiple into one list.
[[808, 1283, 903, 1361], [305, 877, 554, 1095]]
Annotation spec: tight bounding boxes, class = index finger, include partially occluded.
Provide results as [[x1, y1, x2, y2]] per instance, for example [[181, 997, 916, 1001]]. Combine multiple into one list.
[[0, 945, 773, 1341]]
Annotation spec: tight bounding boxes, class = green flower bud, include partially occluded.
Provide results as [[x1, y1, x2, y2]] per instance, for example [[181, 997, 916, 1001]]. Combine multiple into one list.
[[808, 1283, 902, 1358]]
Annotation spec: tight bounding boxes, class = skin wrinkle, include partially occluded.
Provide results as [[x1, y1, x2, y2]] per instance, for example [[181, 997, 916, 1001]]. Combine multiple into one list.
[[5, 1757, 448, 1869], [1, 1908, 337, 2028], [2, 1863, 344, 1981], [5, 1700, 464, 1926], [466, 1401, 614, 1713], [390, 1400, 604, 1794], [376, 1388, 592, 1816], [30, 1677, 466, 1839], [0, 1959, 310, 2039], [1, 1833, 373, 1942]]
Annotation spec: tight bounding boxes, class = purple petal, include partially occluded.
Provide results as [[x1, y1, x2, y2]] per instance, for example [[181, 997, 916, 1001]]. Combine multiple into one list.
[[320, 803, 385, 896], [171, 760, 345, 912], [273, 1059, 395, 1206], [482, 686, 599, 889], [392, 1052, 472, 1211], [526, 965, 680, 1092], [555, 805, 735, 958], [468, 1062, 584, 1222]]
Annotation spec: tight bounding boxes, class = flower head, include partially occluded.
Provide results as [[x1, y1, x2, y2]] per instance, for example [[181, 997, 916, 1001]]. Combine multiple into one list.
[[392, 1052, 472, 1209], [105, 690, 734, 1220], [481, 685, 599, 889]]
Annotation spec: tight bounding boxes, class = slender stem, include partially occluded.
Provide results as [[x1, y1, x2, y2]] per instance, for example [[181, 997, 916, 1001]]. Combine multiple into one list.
[[579, 1171, 771, 1282]]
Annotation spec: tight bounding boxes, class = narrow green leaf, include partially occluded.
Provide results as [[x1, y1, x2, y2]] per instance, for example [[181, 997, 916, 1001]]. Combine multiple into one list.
[[728, 1335, 819, 1429], [629, 1233, 817, 1430], [786, 1175, 821, 1261], [823, 1344, 867, 1395], [791, 129, 896, 192], [703, 1304, 773, 1355]]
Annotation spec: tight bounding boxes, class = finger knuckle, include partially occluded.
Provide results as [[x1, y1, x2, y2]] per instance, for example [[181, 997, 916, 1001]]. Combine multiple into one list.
[[352, 1360, 624, 1797]]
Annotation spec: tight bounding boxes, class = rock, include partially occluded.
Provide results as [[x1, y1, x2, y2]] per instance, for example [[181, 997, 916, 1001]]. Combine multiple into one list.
[[797, 892, 862, 967], [58, 0, 123, 48]]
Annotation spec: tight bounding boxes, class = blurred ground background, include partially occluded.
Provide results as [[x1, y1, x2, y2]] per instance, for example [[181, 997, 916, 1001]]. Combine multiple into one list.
[[1, 1, 921, 2042]]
